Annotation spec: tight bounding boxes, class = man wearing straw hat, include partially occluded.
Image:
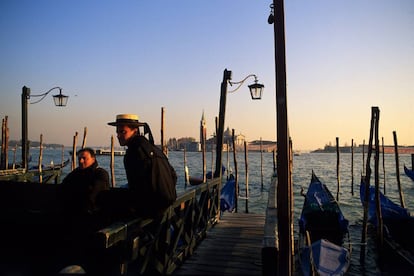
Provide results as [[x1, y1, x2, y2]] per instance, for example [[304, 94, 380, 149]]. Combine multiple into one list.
[[107, 114, 177, 219]]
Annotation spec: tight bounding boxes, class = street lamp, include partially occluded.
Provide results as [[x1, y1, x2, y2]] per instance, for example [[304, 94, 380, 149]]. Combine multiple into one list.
[[214, 69, 264, 178], [21, 86, 69, 169], [228, 74, 265, 100]]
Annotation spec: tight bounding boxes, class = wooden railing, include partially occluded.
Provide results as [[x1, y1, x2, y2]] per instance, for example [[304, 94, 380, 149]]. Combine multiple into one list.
[[0, 177, 221, 274], [95, 177, 221, 274]]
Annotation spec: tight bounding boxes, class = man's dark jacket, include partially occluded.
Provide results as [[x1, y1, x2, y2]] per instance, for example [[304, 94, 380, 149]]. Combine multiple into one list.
[[60, 161, 109, 216], [124, 134, 177, 218]]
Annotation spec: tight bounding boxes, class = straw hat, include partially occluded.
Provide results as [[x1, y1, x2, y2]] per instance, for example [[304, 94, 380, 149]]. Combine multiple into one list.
[[107, 114, 140, 126]]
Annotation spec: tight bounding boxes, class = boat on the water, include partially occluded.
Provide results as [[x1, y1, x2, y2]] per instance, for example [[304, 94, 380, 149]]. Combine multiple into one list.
[[299, 239, 350, 276], [360, 181, 414, 266], [298, 171, 351, 276], [404, 165, 414, 181], [0, 159, 70, 182], [95, 148, 126, 156], [188, 165, 225, 186], [28, 158, 70, 172], [188, 176, 204, 186]]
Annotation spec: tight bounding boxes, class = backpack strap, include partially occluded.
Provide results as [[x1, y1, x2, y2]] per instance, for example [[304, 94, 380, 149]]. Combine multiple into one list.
[[139, 122, 155, 145]]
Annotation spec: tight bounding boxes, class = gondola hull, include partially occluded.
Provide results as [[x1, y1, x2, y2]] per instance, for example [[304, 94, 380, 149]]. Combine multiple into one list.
[[298, 171, 351, 276], [360, 182, 414, 265], [404, 165, 414, 181], [300, 239, 350, 276]]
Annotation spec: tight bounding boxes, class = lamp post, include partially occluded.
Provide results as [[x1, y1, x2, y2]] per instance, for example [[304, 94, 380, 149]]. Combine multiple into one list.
[[21, 86, 69, 169], [214, 69, 264, 178]]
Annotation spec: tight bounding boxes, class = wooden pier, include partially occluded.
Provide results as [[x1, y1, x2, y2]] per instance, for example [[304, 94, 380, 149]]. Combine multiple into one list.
[[0, 173, 279, 275], [173, 212, 265, 275]]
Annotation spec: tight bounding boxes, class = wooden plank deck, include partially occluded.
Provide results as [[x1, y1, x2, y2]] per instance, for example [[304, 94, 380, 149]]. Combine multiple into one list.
[[173, 212, 265, 275]]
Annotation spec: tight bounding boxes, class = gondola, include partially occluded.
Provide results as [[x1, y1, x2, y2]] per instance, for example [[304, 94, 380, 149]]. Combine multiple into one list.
[[95, 148, 126, 156], [360, 181, 414, 265], [188, 176, 204, 186], [188, 172, 213, 186], [298, 171, 351, 276], [404, 165, 414, 181], [28, 158, 70, 172], [187, 165, 225, 186]]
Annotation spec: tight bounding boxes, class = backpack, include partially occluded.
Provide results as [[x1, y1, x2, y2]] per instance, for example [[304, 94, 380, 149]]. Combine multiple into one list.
[[129, 123, 177, 208]]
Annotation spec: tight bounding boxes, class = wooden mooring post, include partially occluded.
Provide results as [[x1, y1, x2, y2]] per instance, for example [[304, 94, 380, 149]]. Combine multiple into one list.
[[201, 120, 206, 183], [351, 138, 354, 196], [214, 69, 231, 179], [260, 137, 264, 189], [183, 147, 189, 188], [226, 144, 230, 179], [110, 135, 115, 187], [61, 145, 65, 167], [272, 0, 293, 274], [393, 131, 406, 209], [38, 134, 43, 183], [12, 145, 17, 169], [336, 137, 340, 201], [81, 127, 87, 149], [161, 107, 168, 156], [232, 129, 239, 213], [362, 139, 366, 176], [244, 141, 249, 214], [1, 116, 9, 170], [361, 106, 382, 262], [71, 132, 78, 171], [374, 108, 383, 250], [382, 137, 386, 194]]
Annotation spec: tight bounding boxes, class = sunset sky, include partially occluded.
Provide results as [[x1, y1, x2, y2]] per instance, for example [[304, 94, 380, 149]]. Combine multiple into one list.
[[1, 0, 413, 151]]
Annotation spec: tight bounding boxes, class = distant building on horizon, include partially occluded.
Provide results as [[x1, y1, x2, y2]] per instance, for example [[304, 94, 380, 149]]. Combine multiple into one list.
[[312, 144, 414, 154], [166, 111, 277, 152]]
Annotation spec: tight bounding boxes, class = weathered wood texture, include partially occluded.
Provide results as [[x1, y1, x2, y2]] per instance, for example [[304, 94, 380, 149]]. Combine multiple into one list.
[[173, 212, 265, 275]]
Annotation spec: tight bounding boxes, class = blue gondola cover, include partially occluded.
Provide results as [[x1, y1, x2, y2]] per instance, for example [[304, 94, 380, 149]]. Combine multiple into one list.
[[220, 174, 235, 212]]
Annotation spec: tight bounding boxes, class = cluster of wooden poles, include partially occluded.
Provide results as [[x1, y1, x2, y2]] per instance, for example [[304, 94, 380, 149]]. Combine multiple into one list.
[[359, 106, 411, 263], [3, 110, 280, 203], [183, 123, 277, 214], [328, 106, 411, 264], [333, 118, 408, 203]]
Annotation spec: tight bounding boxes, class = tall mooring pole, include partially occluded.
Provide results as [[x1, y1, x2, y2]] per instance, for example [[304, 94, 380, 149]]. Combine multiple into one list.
[[21, 86, 30, 170], [215, 69, 232, 178], [273, 0, 293, 275]]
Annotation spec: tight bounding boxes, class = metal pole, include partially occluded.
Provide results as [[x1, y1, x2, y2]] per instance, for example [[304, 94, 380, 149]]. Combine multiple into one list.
[[21, 86, 30, 170], [215, 69, 232, 178], [274, 0, 293, 274]]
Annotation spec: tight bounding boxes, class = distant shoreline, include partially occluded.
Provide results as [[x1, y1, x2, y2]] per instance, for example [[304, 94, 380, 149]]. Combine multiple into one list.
[[4, 140, 414, 155], [311, 145, 414, 154]]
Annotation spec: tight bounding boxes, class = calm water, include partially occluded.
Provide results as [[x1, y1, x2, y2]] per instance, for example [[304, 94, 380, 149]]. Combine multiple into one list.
[[16, 148, 414, 274]]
